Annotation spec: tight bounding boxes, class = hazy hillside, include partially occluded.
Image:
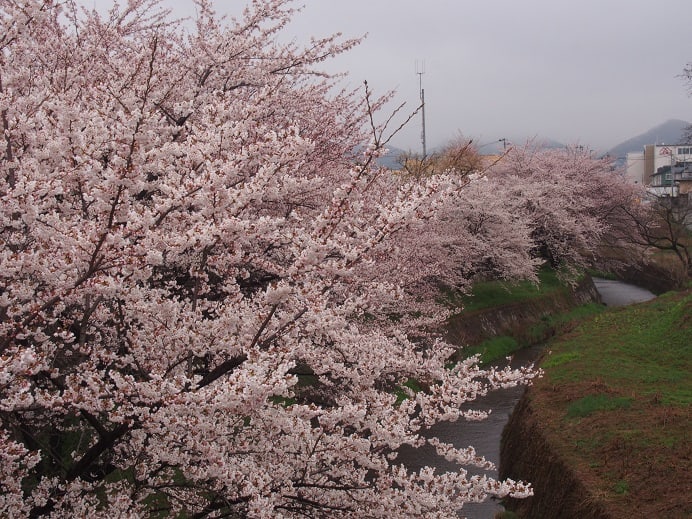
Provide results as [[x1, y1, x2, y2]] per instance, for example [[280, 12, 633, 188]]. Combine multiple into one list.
[[458, 137, 565, 155], [607, 119, 690, 159], [376, 146, 406, 169]]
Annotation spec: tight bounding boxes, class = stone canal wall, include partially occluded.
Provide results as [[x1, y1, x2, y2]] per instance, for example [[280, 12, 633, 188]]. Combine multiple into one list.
[[445, 276, 600, 348], [444, 276, 608, 518]]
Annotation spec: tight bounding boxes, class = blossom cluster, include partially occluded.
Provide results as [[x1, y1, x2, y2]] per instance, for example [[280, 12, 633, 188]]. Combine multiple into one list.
[[0, 1, 641, 517]]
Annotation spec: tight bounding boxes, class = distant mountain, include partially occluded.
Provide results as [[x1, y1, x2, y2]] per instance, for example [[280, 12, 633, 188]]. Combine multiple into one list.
[[458, 136, 566, 155], [352, 145, 406, 170], [526, 137, 566, 150], [376, 146, 406, 170], [607, 119, 690, 159]]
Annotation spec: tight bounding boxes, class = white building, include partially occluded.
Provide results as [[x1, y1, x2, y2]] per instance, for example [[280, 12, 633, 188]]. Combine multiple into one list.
[[626, 144, 692, 195]]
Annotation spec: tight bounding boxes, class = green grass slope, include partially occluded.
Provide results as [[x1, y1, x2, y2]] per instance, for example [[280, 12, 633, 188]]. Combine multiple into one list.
[[525, 289, 691, 518]]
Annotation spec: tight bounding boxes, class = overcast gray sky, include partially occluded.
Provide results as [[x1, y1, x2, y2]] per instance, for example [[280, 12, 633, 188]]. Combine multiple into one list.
[[107, 1, 692, 153]]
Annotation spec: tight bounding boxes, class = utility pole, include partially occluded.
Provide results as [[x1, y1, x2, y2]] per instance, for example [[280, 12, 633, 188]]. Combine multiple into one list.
[[416, 60, 426, 158]]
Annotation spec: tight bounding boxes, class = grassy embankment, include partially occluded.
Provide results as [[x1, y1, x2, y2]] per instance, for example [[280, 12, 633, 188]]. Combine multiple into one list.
[[513, 288, 691, 518], [446, 268, 605, 365], [396, 268, 597, 403]]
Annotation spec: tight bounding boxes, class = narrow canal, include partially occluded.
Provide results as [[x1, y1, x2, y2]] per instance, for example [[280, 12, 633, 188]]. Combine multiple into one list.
[[398, 278, 656, 518], [591, 277, 656, 307]]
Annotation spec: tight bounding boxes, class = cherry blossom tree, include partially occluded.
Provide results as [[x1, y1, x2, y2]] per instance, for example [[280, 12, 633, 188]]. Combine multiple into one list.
[[486, 144, 645, 280], [391, 143, 644, 298], [0, 1, 535, 517]]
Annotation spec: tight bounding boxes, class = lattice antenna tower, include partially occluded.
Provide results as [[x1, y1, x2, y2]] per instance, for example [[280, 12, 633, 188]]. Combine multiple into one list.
[[416, 60, 427, 158]]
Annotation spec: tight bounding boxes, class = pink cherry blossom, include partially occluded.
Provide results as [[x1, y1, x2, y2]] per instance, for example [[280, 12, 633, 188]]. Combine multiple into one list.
[[0, 1, 641, 517]]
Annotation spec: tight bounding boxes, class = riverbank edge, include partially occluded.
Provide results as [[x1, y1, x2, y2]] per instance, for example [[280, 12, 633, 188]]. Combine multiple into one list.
[[445, 275, 601, 352], [440, 276, 605, 518], [499, 394, 612, 519], [489, 276, 615, 519], [498, 287, 691, 519]]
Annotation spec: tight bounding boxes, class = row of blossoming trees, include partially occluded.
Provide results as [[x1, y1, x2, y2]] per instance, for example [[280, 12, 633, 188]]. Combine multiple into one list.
[[0, 1, 646, 517]]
